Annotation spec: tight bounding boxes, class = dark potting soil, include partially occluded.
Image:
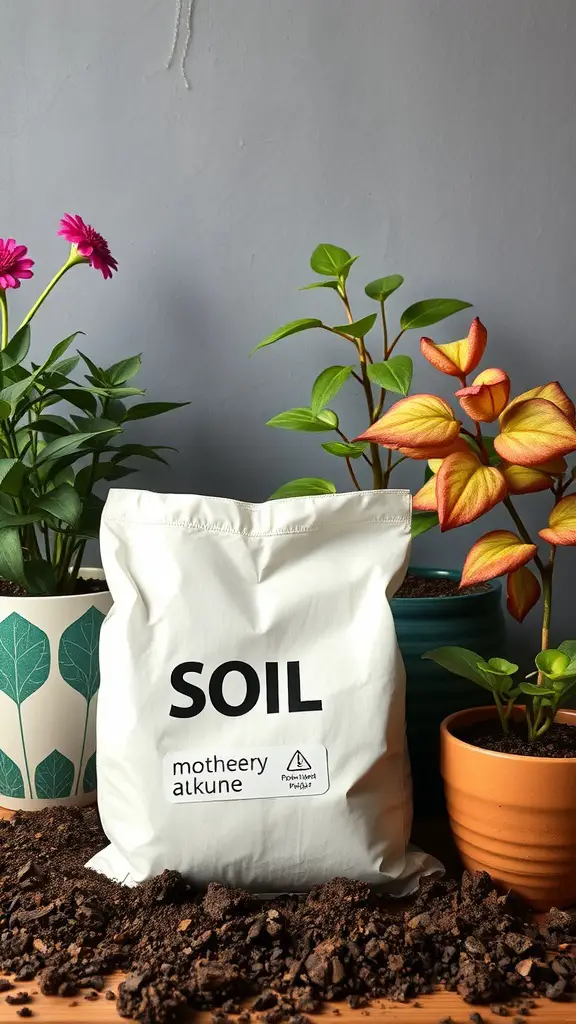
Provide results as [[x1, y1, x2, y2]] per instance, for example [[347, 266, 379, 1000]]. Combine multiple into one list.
[[395, 573, 490, 599], [457, 720, 576, 758], [0, 576, 108, 598], [2, 809, 576, 1023]]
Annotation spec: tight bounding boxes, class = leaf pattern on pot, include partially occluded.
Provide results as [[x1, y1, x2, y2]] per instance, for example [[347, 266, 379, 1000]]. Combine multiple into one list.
[[82, 751, 97, 793], [34, 749, 74, 799], [0, 612, 51, 705], [0, 748, 25, 798], [58, 606, 105, 702]]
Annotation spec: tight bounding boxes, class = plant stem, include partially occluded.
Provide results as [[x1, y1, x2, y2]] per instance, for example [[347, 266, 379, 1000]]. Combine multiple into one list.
[[387, 328, 405, 356], [345, 457, 361, 490], [340, 288, 384, 488], [503, 497, 546, 575], [17, 704, 32, 799], [540, 545, 556, 653], [336, 427, 373, 469], [380, 300, 389, 358], [18, 251, 85, 331], [0, 290, 8, 350]]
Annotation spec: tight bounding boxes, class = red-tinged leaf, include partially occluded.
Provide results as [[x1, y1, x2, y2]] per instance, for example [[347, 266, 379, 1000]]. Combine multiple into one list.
[[506, 566, 541, 622], [461, 530, 537, 587], [495, 398, 576, 467], [455, 368, 510, 423], [539, 495, 576, 545], [500, 463, 553, 495], [505, 381, 575, 423], [412, 475, 437, 511], [356, 394, 460, 450], [436, 451, 507, 531], [420, 317, 487, 378]]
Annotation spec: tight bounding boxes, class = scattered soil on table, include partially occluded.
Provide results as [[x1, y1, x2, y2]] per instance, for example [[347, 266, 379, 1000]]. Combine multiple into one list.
[[2, 808, 576, 1024], [457, 720, 576, 758], [395, 574, 490, 599], [0, 576, 108, 598]]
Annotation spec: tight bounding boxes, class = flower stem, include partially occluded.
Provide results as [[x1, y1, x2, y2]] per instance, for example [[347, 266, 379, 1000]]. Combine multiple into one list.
[[18, 251, 86, 331], [540, 546, 556, 653], [0, 290, 8, 350]]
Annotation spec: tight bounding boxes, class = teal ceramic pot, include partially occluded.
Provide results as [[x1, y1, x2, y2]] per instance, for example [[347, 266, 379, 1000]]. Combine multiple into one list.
[[392, 566, 506, 813]]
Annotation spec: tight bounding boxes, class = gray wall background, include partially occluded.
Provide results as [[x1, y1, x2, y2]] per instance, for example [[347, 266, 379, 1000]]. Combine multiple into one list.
[[3, 0, 576, 648]]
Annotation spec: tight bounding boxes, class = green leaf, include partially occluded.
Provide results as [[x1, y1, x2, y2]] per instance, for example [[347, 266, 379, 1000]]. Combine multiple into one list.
[[331, 313, 377, 339], [110, 443, 174, 466], [485, 657, 518, 676], [481, 436, 502, 467], [59, 606, 105, 703], [50, 355, 80, 377], [34, 749, 74, 799], [0, 459, 26, 496], [519, 681, 557, 697], [310, 243, 354, 278], [74, 494, 104, 540], [36, 427, 121, 465], [422, 646, 493, 689], [367, 355, 413, 396], [0, 530, 25, 585], [26, 415, 74, 437], [250, 318, 323, 355], [535, 649, 574, 680], [34, 484, 82, 528], [0, 748, 24, 798], [106, 399, 127, 423], [558, 640, 576, 662], [269, 478, 337, 499], [364, 275, 404, 302], [0, 374, 40, 413], [124, 401, 188, 421], [400, 298, 472, 332], [0, 613, 50, 704], [0, 511, 44, 529], [411, 511, 439, 538], [322, 441, 367, 459], [75, 463, 135, 493], [24, 561, 57, 597], [78, 349, 105, 384], [42, 333, 82, 371], [83, 752, 97, 794], [0, 400, 12, 422], [266, 407, 338, 432], [61, 389, 98, 416], [105, 354, 142, 385], [311, 365, 354, 415], [299, 280, 340, 291], [4, 324, 31, 366]]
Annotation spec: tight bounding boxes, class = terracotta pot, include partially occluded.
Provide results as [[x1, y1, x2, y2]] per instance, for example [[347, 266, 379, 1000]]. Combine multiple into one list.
[[441, 705, 576, 910]]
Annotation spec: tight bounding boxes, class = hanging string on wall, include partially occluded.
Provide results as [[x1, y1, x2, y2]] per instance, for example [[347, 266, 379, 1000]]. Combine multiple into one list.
[[166, 0, 196, 89]]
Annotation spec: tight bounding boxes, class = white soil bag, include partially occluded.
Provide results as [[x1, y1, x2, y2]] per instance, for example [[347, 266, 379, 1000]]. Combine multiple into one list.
[[88, 488, 439, 893]]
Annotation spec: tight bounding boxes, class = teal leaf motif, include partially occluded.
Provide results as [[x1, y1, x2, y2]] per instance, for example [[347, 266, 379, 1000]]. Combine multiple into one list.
[[58, 606, 105, 702], [35, 749, 74, 799], [0, 748, 24, 798], [0, 613, 50, 705], [83, 752, 97, 794]]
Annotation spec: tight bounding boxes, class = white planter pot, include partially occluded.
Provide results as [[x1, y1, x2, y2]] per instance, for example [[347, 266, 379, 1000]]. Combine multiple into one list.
[[0, 568, 112, 811]]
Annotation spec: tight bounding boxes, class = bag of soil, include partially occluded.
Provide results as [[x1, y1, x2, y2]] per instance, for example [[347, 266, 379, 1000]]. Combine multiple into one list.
[[88, 488, 439, 892]]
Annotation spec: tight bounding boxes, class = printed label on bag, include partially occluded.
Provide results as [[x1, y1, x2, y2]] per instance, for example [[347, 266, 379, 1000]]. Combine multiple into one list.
[[164, 744, 329, 803]]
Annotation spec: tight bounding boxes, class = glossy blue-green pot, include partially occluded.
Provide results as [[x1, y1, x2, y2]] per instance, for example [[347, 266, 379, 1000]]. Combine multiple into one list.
[[392, 566, 506, 813]]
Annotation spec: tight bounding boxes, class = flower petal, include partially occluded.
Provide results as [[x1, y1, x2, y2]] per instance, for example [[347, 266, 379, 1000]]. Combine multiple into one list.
[[461, 530, 537, 587], [505, 382, 575, 423], [539, 495, 576, 545], [356, 394, 460, 450], [500, 463, 553, 495], [455, 368, 510, 422], [436, 451, 507, 530], [506, 566, 541, 622], [495, 397, 576, 467], [412, 475, 438, 511], [420, 317, 487, 379]]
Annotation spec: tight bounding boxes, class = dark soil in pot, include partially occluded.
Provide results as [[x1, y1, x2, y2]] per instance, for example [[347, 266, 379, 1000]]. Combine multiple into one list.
[[457, 719, 576, 758], [2, 807, 576, 1023], [0, 577, 108, 598], [395, 573, 489, 599]]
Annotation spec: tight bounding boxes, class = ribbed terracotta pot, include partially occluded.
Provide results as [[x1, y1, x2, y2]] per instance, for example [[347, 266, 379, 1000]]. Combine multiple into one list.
[[441, 705, 576, 910]]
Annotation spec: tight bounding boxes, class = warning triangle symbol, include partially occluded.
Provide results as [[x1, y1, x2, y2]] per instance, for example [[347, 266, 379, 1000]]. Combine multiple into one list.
[[286, 749, 312, 772]]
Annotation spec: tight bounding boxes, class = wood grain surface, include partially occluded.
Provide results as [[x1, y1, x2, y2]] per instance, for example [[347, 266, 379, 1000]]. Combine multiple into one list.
[[1, 808, 575, 1021]]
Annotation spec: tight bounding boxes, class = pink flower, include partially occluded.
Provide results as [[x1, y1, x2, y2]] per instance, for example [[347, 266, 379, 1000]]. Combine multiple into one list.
[[0, 238, 34, 290], [58, 213, 118, 280]]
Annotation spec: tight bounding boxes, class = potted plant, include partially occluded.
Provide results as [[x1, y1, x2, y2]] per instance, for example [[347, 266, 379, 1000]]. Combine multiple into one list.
[[358, 317, 576, 907], [252, 244, 506, 808], [0, 215, 186, 811]]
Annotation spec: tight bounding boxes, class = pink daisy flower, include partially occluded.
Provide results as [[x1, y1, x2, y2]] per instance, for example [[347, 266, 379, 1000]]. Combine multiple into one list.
[[0, 238, 34, 290], [58, 213, 118, 280]]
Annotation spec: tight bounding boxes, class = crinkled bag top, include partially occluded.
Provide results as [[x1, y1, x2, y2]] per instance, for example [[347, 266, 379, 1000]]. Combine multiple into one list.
[[88, 488, 440, 893]]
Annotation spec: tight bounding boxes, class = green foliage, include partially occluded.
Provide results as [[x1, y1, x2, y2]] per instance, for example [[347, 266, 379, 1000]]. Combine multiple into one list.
[[411, 511, 439, 538], [34, 749, 75, 799], [59, 606, 105, 702], [0, 748, 25, 798], [0, 613, 50, 704], [424, 640, 576, 741], [252, 244, 470, 503], [269, 477, 336, 499]]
